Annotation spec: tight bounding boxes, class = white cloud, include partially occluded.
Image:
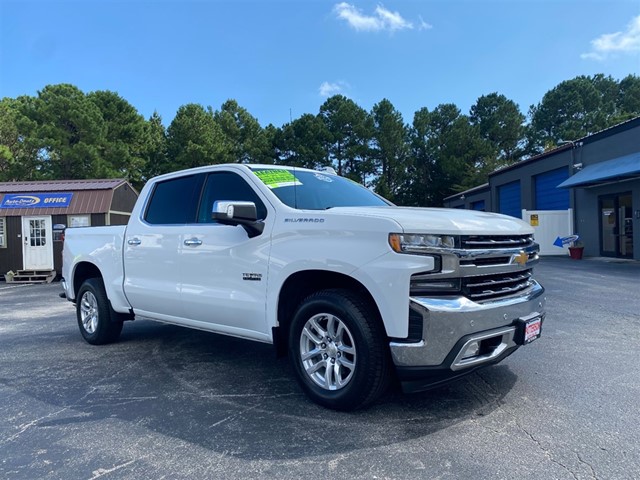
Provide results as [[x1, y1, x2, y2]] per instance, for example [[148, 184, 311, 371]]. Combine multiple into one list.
[[373, 5, 413, 31], [418, 15, 432, 31], [333, 3, 424, 33], [319, 81, 349, 97], [334, 3, 382, 32], [581, 15, 640, 61]]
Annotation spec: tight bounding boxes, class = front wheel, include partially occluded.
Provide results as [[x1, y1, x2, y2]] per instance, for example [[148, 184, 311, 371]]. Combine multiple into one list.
[[289, 289, 391, 411], [76, 278, 123, 345]]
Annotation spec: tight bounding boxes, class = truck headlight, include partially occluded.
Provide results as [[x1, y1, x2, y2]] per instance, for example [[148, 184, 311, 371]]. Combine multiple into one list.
[[389, 233, 457, 254]]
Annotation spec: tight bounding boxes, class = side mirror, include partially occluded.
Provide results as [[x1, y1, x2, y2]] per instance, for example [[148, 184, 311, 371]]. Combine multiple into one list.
[[212, 201, 264, 237]]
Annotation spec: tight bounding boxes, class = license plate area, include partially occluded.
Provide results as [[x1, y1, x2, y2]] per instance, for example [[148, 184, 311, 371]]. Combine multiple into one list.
[[514, 313, 542, 345]]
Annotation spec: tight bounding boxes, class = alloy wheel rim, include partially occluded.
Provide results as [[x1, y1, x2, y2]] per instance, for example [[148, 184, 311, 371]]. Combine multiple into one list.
[[299, 313, 356, 390], [80, 291, 98, 334]]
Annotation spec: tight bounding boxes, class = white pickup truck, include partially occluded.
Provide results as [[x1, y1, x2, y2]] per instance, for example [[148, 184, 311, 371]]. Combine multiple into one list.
[[62, 164, 545, 410]]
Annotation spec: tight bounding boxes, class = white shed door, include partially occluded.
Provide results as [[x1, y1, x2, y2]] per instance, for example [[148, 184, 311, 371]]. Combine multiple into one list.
[[22, 216, 54, 270]]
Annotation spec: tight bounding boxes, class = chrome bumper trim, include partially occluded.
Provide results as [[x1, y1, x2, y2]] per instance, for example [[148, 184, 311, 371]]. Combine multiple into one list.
[[389, 281, 545, 368], [450, 326, 516, 371]]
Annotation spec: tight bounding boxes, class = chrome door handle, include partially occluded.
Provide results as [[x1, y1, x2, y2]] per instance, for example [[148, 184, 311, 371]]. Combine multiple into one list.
[[127, 238, 141, 246], [183, 238, 202, 246]]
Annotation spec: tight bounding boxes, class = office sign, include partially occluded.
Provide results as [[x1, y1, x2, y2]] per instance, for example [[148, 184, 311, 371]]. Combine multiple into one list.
[[0, 193, 73, 209]]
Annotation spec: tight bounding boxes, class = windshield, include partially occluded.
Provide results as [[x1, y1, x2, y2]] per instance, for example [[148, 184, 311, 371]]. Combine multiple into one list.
[[251, 168, 390, 210]]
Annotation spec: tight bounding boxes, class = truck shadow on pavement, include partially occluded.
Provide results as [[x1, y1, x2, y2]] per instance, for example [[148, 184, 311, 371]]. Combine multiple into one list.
[[7, 319, 518, 462]]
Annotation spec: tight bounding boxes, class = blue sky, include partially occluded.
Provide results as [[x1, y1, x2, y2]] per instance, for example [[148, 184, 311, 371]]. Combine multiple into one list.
[[1, 1, 639, 127]]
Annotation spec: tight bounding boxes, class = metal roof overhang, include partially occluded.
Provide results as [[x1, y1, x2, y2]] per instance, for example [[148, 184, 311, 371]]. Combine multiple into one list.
[[0, 190, 114, 216], [558, 152, 640, 188]]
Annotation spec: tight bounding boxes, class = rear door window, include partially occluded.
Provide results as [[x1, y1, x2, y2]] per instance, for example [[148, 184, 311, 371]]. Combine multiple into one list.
[[145, 174, 204, 224]]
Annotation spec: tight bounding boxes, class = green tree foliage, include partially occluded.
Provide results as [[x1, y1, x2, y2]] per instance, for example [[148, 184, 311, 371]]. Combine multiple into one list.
[[30, 84, 105, 179], [214, 100, 272, 164], [261, 124, 281, 165], [527, 74, 640, 152], [166, 103, 229, 170], [87, 90, 148, 186], [0, 97, 40, 181], [371, 99, 409, 203], [617, 75, 640, 116], [141, 111, 168, 181], [470, 93, 525, 164], [319, 95, 374, 183], [408, 105, 491, 206], [0, 75, 637, 206], [273, 114, 330, 169]]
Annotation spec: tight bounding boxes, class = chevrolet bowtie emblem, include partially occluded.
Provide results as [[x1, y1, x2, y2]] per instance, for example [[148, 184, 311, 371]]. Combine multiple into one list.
[[513, 251, 529, 266]]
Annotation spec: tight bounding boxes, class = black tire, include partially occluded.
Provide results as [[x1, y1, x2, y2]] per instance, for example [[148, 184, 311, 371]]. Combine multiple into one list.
[[288, 289, 391, 411], [76, 278, 123, 345]]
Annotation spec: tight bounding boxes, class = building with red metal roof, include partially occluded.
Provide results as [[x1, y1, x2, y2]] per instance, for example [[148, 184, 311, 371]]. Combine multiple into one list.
[[0, 179, 138, 279]]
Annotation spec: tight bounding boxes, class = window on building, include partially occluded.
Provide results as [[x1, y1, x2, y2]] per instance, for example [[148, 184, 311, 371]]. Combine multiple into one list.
[[0, 217, 5, 248], [68, 215, 91, 228]]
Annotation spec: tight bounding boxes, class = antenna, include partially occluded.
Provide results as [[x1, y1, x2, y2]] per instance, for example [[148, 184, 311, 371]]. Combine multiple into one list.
[[289, 108, 292, 123]]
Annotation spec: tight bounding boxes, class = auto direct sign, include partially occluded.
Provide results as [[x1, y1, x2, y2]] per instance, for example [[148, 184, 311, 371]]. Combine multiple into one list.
[[0, 193, 73, 209]]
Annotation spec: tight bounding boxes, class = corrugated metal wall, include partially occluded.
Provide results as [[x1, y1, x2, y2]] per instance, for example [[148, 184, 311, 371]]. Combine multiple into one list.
[[0, 217, 24, 273], [110, 213, 130, 225], [111, 183, 138, 213]]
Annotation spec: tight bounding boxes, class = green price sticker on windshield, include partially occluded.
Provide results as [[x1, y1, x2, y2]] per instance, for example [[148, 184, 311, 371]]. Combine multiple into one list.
[[254, 170, 302, 189]]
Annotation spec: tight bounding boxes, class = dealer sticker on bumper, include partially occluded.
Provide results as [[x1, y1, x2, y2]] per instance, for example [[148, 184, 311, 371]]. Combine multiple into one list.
[[523, 317, 542, 344], [514, 313, 543, 345]]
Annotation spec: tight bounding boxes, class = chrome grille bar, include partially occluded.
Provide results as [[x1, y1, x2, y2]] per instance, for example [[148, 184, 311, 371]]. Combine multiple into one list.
[[463, 269, 533, 301], [466, 272, 532, 289], [461, 235, 534, 249], [467, 282, 533, 300]]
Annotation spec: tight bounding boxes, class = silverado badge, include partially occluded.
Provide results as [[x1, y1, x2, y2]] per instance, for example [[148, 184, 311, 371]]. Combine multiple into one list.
[[242, 273, 262, 281]]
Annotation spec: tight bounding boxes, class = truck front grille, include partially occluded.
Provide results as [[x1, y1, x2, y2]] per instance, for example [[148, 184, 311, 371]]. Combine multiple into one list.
[[461, 235, 534, 249], [462, 269, 533, 301]]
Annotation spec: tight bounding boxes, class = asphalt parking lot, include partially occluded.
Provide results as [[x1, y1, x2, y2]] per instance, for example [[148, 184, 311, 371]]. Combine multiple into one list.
[[1, 256, 639, 479]]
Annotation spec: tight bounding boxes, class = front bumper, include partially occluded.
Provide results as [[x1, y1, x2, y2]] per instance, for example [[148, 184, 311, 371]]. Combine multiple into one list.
[[389, 281, 545, 391]]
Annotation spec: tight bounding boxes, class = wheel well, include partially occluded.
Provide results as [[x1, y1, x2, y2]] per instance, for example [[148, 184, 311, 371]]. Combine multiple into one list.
[[275, 270, 384, 357], [73, 262, 102, 298]]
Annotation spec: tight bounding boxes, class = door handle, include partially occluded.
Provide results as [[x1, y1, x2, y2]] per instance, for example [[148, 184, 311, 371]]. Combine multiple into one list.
[[183, 238, 202, 246], [127, 238, 142, 246]]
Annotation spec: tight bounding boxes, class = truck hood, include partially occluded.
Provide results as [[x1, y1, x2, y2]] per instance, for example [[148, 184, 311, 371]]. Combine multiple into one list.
[[327, 206, 533, 235]]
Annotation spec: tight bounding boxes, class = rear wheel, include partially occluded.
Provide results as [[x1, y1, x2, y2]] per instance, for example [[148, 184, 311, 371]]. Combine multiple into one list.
[[76, 278, 123, 345], [289, 289, 391, 411]]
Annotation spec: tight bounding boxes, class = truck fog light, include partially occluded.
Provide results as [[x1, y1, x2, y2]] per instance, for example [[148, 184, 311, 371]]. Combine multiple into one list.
[[461, 341, 480, 359]]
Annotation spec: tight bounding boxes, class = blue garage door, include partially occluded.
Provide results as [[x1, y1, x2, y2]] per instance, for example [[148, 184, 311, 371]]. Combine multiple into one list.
[[471, 200, 485, 211], [498, 181, 521, 218], [535, 167, 570, 210]]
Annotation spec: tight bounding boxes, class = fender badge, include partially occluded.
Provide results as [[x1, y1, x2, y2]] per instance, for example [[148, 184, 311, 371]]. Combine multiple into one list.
[[242, 273, 262, 281]]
